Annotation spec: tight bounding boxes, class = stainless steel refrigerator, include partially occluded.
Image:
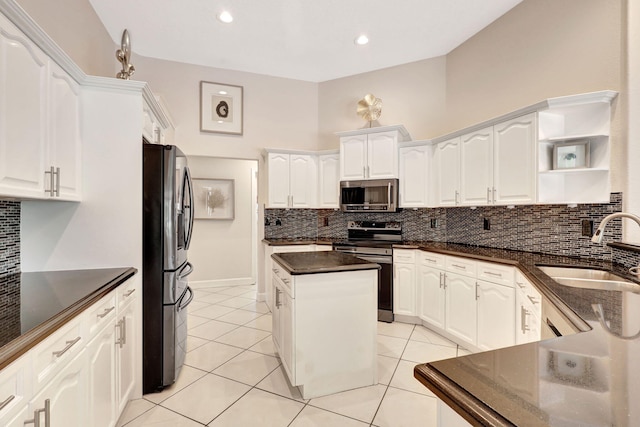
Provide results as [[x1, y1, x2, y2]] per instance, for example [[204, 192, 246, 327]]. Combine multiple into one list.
[[143, 142, 195, 394]]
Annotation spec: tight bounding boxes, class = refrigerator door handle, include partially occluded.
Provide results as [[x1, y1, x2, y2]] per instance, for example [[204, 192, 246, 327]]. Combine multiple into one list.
[[183, 166, 195, 250], [179, 262, 194, 280], [177, 286, 194, 312]]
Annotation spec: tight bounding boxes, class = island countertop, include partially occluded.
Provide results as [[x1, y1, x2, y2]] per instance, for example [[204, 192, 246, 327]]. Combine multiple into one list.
[[272, 251, 380, 275], [0, 267, 137, 369]]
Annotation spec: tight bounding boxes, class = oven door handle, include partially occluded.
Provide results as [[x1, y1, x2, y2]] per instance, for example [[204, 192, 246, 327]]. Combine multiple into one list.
[[355, 255, 392, 264]]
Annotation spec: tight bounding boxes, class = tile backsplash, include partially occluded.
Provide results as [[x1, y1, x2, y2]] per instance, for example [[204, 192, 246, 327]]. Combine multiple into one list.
[[265, 193, 640, 267], [0, 201, 20, 275]]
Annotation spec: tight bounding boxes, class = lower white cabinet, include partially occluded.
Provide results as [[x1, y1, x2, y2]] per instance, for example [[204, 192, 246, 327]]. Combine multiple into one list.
[[476, 280, 515, 351], [417, 265, 446, 329], [393, 263, 416, 316], [0, 276, 139, 427], [444, 271, 478, 346]]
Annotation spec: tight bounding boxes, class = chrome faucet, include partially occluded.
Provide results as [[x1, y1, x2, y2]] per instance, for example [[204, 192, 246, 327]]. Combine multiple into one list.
[[591, 212, 640, 243]]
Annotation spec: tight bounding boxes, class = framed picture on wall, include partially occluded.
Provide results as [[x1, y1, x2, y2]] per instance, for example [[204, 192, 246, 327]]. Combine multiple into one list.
[[200, 81, 243, 135], [193, 178, 235, 220]]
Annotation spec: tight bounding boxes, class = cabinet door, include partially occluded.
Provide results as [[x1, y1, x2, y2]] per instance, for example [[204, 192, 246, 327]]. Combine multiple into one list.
[[340, 135, 367, 180], [280, 289, 295, 385], [435, 138, 460, 206], [0, 15, 48, 199], [87, 322, 117, 427], [444, 272, 477, 346], [271, 278, 282, 353], [417, 265, 445, 329], [493, 114, 536, 204], [476, 280, 515, 351], [318, 154, 339, 208], [30, 349, 87, 427], [367, 131, 398, 179], [117, 300, 137, 415], [289, 154, 317, 208], [393, 263, 416, 316], [267, 152, 290, 208], [399, 145, 429, 207], [3, 405, 29, 427], [460, 127, 493, 206], [49, 63, 81, 200]]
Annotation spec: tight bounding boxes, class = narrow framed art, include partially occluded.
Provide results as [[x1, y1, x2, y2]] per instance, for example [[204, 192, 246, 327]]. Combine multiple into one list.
[[200, 81, 243, 135], [193, 178, 235, 220]]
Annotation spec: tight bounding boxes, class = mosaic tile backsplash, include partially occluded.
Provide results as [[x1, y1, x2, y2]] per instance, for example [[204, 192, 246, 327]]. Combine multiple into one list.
[[0, 201, 20, 275], [265, 193, 640, 268]]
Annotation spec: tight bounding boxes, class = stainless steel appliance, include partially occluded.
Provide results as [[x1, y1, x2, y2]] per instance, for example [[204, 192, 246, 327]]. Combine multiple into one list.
[[143, 142, 195, 393], [333, 221, 402, 322], [340, 178, 399, 212]]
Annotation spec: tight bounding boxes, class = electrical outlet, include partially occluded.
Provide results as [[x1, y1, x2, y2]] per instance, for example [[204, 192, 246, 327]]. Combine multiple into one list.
[[430, 218, 438, 228], [483, 218, 490, 230], [275, 218, 282, 226], [582, 220, 594, 237]]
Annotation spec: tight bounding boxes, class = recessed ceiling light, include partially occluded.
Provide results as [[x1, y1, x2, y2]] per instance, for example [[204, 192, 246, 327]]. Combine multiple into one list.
[[355, 35, 369, 46], [217, 11, 233, 23]]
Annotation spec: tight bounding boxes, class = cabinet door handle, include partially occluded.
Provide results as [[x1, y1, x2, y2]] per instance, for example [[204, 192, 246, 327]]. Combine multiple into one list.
[[124, 289, 136, 298], [451, 263, 466, 270], [97, 306, 115, 319], [493, 187, 496, 203], [0, 394, 15, 411], [483, 271, 502, 277], [455, 190, 459, 205], [438, 272, 443, 288], [475, 282, 479, 300], [520, 306, 530, 333], [487, 187, 491, 203], [24, 398, 50, 427], [443, 273, 447, 289], [54, 167, 60, 197], [275, 287, 282, 308], [121, 316, 127, 346], [52, 337, 81, 358], [44, 166, 55, 196], [363, 166, 366, 178]]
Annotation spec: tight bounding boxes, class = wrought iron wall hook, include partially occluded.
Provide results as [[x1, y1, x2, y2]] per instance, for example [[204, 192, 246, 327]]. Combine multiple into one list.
[[116, 29, 135, 80]]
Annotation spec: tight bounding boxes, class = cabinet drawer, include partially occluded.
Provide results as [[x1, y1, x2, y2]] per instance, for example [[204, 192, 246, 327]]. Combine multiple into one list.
[[117, 278, 138, 309], [477, 262, 515, 287], [394, 249, 416, 264], [274, 245, 315, 254], [0, 355, 30, 422], [418, 251, 445, 269], [445, 256, 476, 277], [85, 292, 117, 339], [272, 264, 293, 298], [515, 270, 542, 308], [33, 317, 83, 392]]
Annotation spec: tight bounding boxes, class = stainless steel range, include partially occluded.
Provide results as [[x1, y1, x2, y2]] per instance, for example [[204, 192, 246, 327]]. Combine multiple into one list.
[[333, 221, 402, 323]]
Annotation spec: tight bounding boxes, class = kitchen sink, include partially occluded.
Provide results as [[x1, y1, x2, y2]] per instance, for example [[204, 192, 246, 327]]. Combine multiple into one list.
[[537, 266, 640, 293]]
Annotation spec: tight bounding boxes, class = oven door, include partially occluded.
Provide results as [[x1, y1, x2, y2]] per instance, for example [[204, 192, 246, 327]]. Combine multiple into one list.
[[352, 254, 394, 323]]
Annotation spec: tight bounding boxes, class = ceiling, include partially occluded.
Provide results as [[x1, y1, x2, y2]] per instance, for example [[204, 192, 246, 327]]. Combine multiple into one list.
[[89, 0, 523, 83]]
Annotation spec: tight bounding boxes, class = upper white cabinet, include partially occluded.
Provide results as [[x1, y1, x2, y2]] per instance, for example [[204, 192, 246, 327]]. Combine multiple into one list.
[[434, 137, 461, 206], [337, 125, 410, 180], [317, 152, 339, 208], [142, 95, 174, 145], [399, 143, 431, 207], [537, 91, 616, 204], [266, 151, 317, 208], [454, 114, 537, 207], [0, 13, 81, 201]]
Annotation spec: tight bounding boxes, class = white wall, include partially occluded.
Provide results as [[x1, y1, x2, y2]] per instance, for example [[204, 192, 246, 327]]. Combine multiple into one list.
[[187, 156, 257, 286]]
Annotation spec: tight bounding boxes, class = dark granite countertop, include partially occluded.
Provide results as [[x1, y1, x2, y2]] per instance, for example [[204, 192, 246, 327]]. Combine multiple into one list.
[[407, 243, 640, 426], [0, 267, 137, 369], [262, 238, 342, 246], [272, 251, 380, 275]]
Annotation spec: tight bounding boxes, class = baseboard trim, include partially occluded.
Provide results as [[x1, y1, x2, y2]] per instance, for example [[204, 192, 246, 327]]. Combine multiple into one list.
[[189, 277, 255, 289], [256, 292, 266, 302]]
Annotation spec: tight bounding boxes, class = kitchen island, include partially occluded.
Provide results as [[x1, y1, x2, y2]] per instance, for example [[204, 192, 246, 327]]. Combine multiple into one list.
[[271, 251, 379, 399]]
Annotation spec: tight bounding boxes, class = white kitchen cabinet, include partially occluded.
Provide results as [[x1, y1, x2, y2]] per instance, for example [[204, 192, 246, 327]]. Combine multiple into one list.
[[515, 270, 542, 344], [264, 244, 317, 311], [444, 271, 477, 346], [116, 293, 137, 416], [0, 13, 81, 201], [418, 265, 446, 329], [460, 127, 493, 206], [476, 280, 515, 351], [434, 137, 461, 206], [266, 151, 317, 208], [399, 143, 431, 207], [87, 320, 117, 427], [338, 126, 409, 180], [393, 249, 416, 317], [29, 348, 87, 426], [317, 152, 339, 208], [272, 277, 295, 381], [0, 354, 30, 427]]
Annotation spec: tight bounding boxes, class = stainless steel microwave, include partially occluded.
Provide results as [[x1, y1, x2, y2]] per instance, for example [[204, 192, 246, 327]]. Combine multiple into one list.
[[340, 179, 399, 212]]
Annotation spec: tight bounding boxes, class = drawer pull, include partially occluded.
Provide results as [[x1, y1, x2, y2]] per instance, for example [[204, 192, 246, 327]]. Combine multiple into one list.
[[527, 295, 540, 305], [515, 281, 525, 289], [483, 271, 502, 277], [425, 258, 437, 263], [451, 264, 466, 270], [282, 278, 290, 284], [0, 394, 15, 411], [97, 306, 115, 319], [124, 289, 136, 297], [52, 337, 81, 358]]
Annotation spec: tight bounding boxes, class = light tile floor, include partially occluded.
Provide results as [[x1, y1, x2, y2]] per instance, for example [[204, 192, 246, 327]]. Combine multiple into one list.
[[117, 284, 472, 427]]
